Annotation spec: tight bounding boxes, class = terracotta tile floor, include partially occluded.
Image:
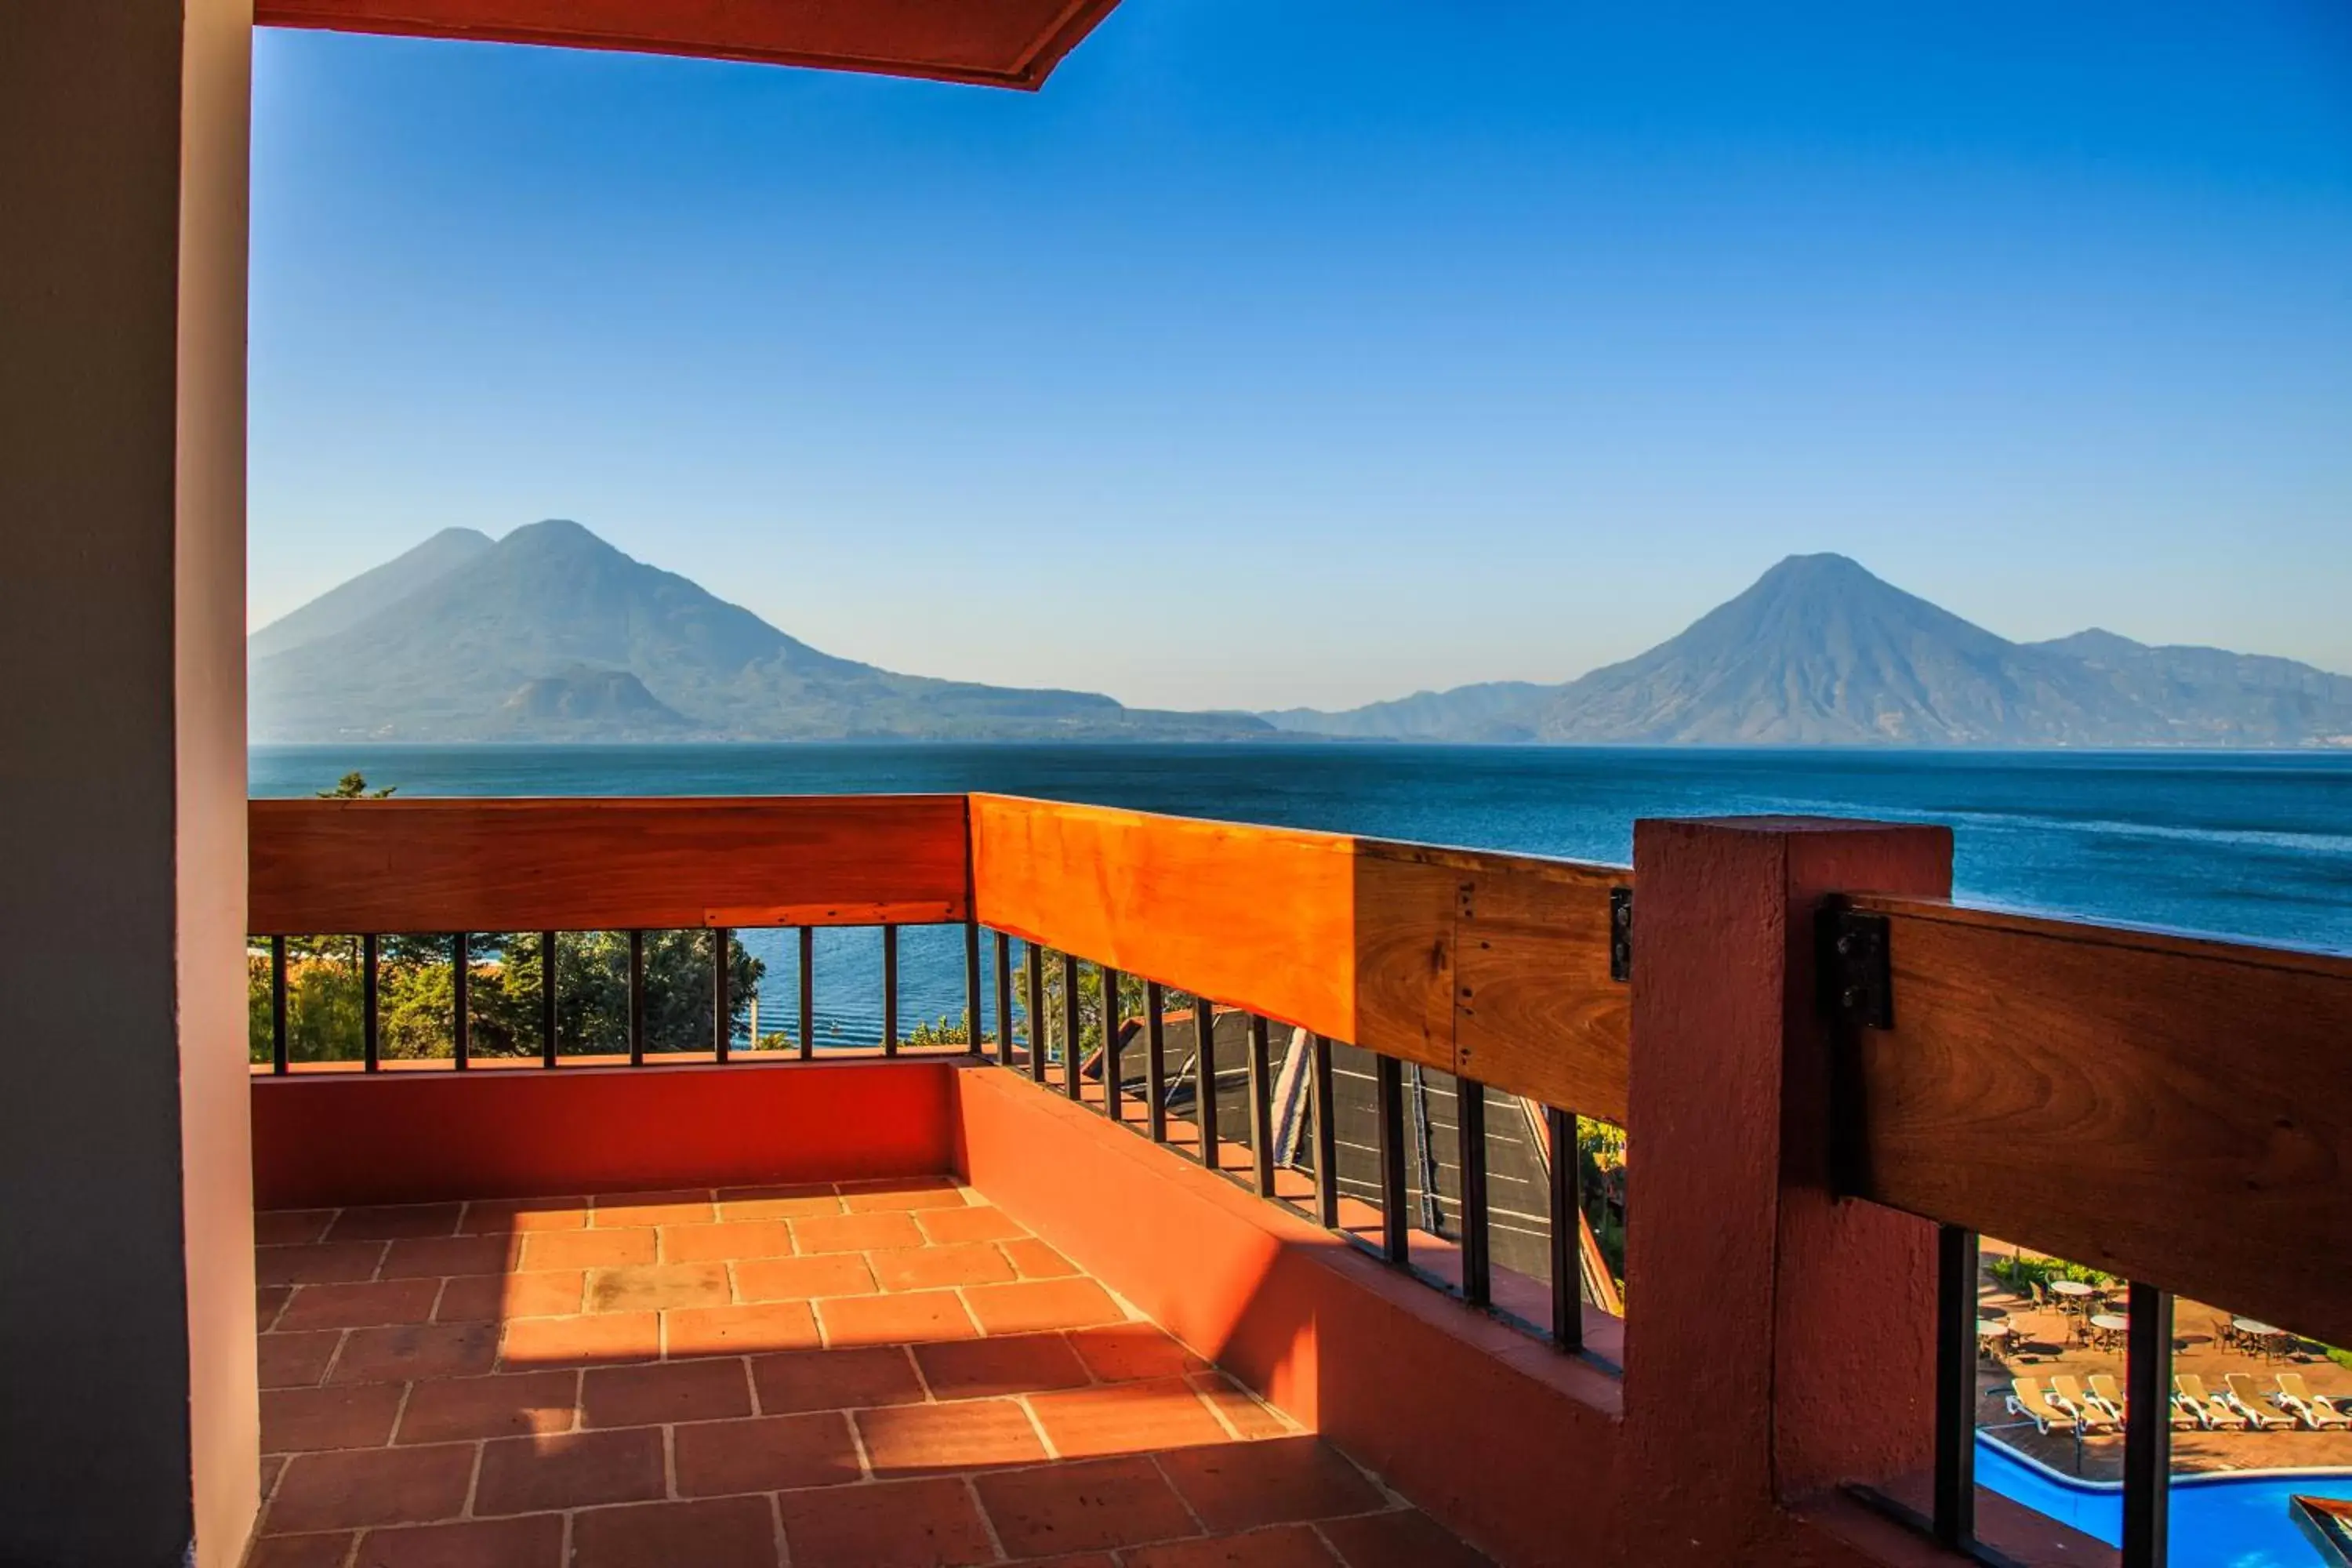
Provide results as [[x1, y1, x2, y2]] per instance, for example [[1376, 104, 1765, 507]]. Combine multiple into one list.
[[251, 1177, 1494, 1567]]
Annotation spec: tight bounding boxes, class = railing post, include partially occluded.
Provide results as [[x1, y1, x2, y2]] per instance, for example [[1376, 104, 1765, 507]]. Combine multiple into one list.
[[1145, 981, 1169, 1143], [713, 926, 731, 1062], [2122, 1281, 2173, 1567], [1621, 817, 1951, 1543], [361, 933, 379, 1073], [882, 924, 898, 1056], [269, 935, 288, 1075], [1457, 1076, 1490, 1308], [1547, 1105, 1581, 1352], [1102, 964, 1125, 1123], [1026, 942, 1047, 1083], [993, 931, 1014, 1067], [452, 931, 470, 1070], [1061, 949, 1083, 1102], [1375, 1052, 1408, 1265], [965, 921, 983, 1058], [1933, 1224, 1980, 1546], [627, 930, 645, 1065], [1311, 1035, 1338, 1228], [540, 930, 558, 1069], [798, 927, 815, 1060], [1193, 996, 1220, 1170]]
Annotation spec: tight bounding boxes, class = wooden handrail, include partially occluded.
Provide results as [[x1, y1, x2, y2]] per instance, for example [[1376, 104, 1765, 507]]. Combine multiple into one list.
[[247, 795, 971, 935], [1842, 892, 2352, 1348], [968, 793, 1632, 1120]]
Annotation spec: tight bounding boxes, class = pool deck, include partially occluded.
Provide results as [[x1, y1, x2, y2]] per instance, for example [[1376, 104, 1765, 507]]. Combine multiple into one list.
[[1977, 1248, 2352, 1483]]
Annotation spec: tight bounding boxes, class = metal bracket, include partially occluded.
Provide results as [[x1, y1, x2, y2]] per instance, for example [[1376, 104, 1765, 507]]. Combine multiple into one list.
[[1822, 909, 1893, 1030], [1608, 886, 1633, 983]]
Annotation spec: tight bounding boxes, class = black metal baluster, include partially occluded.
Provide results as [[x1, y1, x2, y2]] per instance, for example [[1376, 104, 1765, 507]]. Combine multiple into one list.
[[1102, 964, 1124, 1124], [1026, 942, 1047, 1083], [713, 927, 731, 1062], [628, 930, 646, 1065], [1375, 1054, 1407, 1265], [883, 924, 898, 1057], [1547, 1105, 1581, 1352], [993, 931, 1014, 1066], [1193, 996, 1219, 1171], [798, 927, 815, 1061], [1145, 982, 1169, 1144], [1312, 1035, 1338, 1228], [540, 930, 558, 1069], [1932, 1225, 1979, 1548], [1061, 950, 1083, 1102], [1246, 1014, 1275, 1197], [361, 934, 379, 1074], [1458, 1078, 1490, 1308], [965, 921, 984, 1057], [452, 932, 470, 1070], [270, 935, 289, 1075], [2123, 1281, 2172, 1567]]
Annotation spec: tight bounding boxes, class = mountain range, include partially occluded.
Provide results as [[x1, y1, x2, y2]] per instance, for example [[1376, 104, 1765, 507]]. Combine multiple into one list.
[[1262, 553, 2352, 747], [249, 521, 1272, 742], [249, 526, 2352, 747]]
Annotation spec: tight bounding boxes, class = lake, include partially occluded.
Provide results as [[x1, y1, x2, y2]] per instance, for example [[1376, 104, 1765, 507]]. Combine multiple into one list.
[[250, 742, 2352, 1043]]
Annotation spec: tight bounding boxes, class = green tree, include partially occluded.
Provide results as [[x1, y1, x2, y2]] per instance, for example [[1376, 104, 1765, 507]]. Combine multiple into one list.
[[1007, 949, 1194, 1062], [250, 929, 766, 1063], [317, 771, 396, 799]]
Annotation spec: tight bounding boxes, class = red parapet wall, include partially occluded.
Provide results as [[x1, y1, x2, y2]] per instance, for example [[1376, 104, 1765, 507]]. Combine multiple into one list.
[[252, 1060, 958, 1209]]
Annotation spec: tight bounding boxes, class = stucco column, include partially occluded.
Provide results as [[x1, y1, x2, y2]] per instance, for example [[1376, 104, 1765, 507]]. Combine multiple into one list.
[[0, 2, 257, 1563], [1620, 817, 1949, 1557]]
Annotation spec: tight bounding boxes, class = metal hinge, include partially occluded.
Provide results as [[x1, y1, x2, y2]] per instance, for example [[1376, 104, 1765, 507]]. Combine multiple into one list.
[[1609, 886, 1633, 982], [1821, 907, 1893, 1029]]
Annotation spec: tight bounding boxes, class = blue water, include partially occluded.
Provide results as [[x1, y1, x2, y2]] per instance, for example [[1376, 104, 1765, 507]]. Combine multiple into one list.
[[249, 742, 2352, 1042], [1979, 1435, 2352, 1566]]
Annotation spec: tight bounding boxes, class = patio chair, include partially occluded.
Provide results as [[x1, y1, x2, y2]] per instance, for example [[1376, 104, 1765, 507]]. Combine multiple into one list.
[[2173, 1374, 2249, 1431], [2006, 1379, 2079, 1436], [2223, 1373, 2295, 1431], [2084, 1374, 2143, 1425], [2274, 1374, 2352, 1431], [2049, 1375, 2119, 1434]]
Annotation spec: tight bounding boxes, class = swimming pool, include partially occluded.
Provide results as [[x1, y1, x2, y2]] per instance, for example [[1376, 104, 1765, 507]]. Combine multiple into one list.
[[1979, 1433, 2352, 1566]]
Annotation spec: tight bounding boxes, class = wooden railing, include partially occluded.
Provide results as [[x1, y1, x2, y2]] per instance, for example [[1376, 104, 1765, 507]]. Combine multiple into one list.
[[969, 793, 1630, 1120], [247, 790, 2352, 1568], [1837, 895, 2352, 1352]]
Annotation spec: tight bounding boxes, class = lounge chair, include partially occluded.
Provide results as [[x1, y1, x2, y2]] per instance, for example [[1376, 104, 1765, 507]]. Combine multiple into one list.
[[2007, 1378, 2080, 1436], [2226, 1372, 2296, 1431], [2084, 1373, 2166, 1427], [2049, 1375, 2120, 1433], [2274, 1374, 2352, 1431], [2174, 1374, 2250, 1431]]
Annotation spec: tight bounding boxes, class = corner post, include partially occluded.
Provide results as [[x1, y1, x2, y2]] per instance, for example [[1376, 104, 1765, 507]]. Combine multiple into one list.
[[1621, 817, 1951, 1549]]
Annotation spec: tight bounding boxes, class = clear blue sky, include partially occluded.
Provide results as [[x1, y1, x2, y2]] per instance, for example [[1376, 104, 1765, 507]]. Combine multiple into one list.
[[249, 1, 2352, 711]]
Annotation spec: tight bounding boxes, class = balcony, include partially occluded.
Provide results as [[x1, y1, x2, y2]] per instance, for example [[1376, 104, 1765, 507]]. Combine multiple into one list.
[[242, 793, 2352, 1567]]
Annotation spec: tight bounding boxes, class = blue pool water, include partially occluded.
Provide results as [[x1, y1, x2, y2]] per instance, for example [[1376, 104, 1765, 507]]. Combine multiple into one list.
[[1980, 1436, 2352, 1566]]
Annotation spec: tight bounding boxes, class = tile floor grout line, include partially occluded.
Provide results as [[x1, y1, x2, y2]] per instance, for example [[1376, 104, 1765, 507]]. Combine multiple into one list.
[[958, 1472, 1014, 1563], [769, 1487, 793, 1567], [662, 1421, 680, 1501], [844, 1405, 878, 1483], [1145, 1449, 1214, 1538], [1009, 1392, 1062, 1461], [459, 1436, 486, 1520]]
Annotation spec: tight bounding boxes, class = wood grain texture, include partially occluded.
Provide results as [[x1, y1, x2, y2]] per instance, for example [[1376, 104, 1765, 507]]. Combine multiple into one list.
[[1845, 894, 2352, 1348], [1458, 918, 1630, 1123], [970, 795, 1629, 1105], [969, 793, 1359, 1036], [253, 0, 1122, 89], [249, 796, 970, 934]]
